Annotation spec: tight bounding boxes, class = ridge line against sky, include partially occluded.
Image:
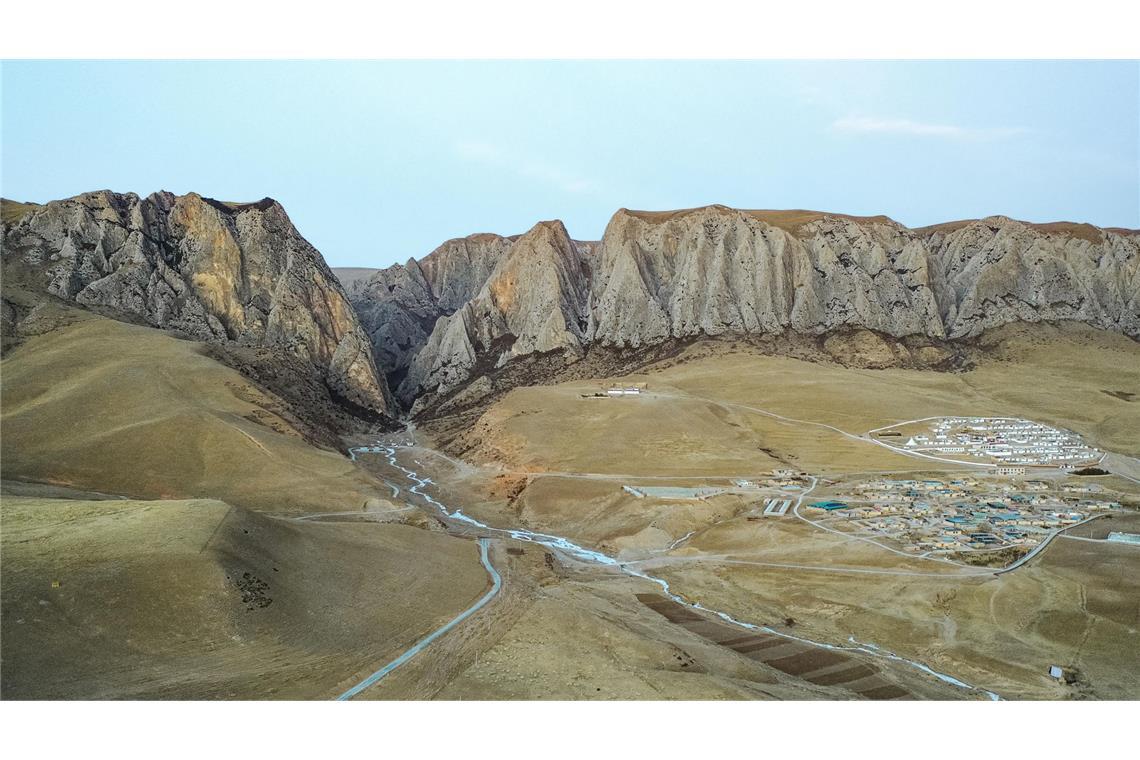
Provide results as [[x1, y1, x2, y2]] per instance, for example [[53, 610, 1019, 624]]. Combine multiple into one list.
[[2, 60, 1137, 268]]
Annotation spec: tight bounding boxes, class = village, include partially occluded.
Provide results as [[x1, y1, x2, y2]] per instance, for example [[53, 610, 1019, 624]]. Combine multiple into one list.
[[617, 466, 1127, 561], [804, 474, 1123, 557], [876, 416, 1103, 467]]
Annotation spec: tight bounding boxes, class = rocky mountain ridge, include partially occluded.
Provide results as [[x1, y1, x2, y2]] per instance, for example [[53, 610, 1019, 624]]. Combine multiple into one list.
[[382, 205, 1138, 406], [343, 231, 516, 389], [2, 190, 392, 417], [6, 192, 1136, 420]]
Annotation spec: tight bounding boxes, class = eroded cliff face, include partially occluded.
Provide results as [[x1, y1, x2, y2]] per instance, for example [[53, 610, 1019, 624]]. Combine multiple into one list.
[[344, 232, 514, 387], [922, 217, 1140, 339], [398, 220, 591, 403], [388, 205, 1138, 404], [2, 190, 391, 416], [25, 192, 1126, 417], [587, 206, 945, 347]]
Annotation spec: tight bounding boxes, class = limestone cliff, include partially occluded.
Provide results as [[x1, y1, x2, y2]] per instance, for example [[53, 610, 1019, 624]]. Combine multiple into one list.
[[2, 191, 391, 416], [390, 205, 1138, 402], [587, 206, 945, 347], [398, 220, 591, 402], [921, 217, 1140, 339], [344, 232, 514, 388]]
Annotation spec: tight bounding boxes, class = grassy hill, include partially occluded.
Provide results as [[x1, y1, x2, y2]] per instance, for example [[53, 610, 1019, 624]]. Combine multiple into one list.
[[0, 301, 499, 698], [1, 305, 387, 514], [0, 494, 488, 698]]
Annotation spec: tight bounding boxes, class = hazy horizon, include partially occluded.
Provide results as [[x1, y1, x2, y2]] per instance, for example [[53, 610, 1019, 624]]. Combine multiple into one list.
[[3, 60, 1138, 267]]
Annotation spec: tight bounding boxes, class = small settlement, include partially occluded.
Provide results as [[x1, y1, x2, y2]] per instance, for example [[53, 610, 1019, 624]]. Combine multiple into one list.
[[884, 416, 1102, 468], [806, 475, 1122, 555]]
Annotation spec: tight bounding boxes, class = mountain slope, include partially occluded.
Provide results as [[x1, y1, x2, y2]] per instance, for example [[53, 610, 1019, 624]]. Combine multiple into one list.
[[588, 206, 945, 346], [0, 305, 389, 512], [0, 494, 488, 698], [922, 216, 1140, 338], [2, 191, 391, 416]]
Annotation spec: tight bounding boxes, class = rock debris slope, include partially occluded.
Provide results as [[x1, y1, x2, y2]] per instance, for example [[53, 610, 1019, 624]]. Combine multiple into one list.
[[2, 191, 391, 416]]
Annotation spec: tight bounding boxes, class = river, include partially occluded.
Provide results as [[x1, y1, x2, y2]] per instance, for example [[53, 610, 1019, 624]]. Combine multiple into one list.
[[343, 439, 1001, 701]]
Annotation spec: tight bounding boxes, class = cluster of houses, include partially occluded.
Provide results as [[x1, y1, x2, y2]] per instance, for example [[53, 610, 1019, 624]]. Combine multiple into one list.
[[898, 417, 1101, 467], [808, 476, 1122, 554]]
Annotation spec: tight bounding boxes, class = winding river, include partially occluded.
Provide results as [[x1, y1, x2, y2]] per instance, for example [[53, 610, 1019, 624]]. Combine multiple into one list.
[[342, 440, 1002, 701]]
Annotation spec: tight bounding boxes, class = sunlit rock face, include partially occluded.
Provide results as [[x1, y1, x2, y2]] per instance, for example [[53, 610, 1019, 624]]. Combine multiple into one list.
[[399, 220, 591, 402], [587, 206, 946, 346], [921, 216, 1140, 339], [2, 190, 392, 415]]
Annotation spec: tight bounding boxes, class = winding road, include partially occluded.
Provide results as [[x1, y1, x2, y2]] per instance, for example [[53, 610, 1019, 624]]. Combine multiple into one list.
[[325, 369, 1140, 702], [995, 513, 1108, 575], [335, 537, 502, 701]]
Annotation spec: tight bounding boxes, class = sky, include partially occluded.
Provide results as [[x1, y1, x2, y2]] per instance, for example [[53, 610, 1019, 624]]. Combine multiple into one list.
[[2, 60, 1137, 268]]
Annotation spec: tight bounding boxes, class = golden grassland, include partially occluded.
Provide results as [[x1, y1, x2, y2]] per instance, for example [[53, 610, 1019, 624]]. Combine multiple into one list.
[[3, 299, 1136, 699], [0, 494, 488, 699], [449, 323, 1139, 477], [0, 198, 41, 226], [650, 512, 1140, 700], [412, 322, 1139, 699], [0, 308, 503, 699], [1, 310, 391, 514], [653, 323, 1140, 458]]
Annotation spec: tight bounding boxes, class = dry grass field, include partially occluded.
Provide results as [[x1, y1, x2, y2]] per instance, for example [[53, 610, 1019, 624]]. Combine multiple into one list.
[[407, 323, 1139, 699], [648, 513, 1140, 700], [0, 494, 488, 699], [455, 383, 788, 475], [1, 309, 392, 514], [443, 323, 1139, 479], [653, 323, 1140, 458], [0, 306, 515, 700], [3, 298, 1136, 700]]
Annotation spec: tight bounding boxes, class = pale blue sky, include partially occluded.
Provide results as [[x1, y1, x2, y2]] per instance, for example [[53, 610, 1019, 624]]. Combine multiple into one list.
[[3, 61, 1137, 267]]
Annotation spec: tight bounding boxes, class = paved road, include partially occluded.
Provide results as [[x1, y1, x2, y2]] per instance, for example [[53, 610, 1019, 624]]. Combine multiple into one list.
[[335, 537, 502, 701], [631, 554, 996, 578], [1102, 452, 1140, 485], [995, 514, 1109, 575], [1058, 534, 1140, 546]]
